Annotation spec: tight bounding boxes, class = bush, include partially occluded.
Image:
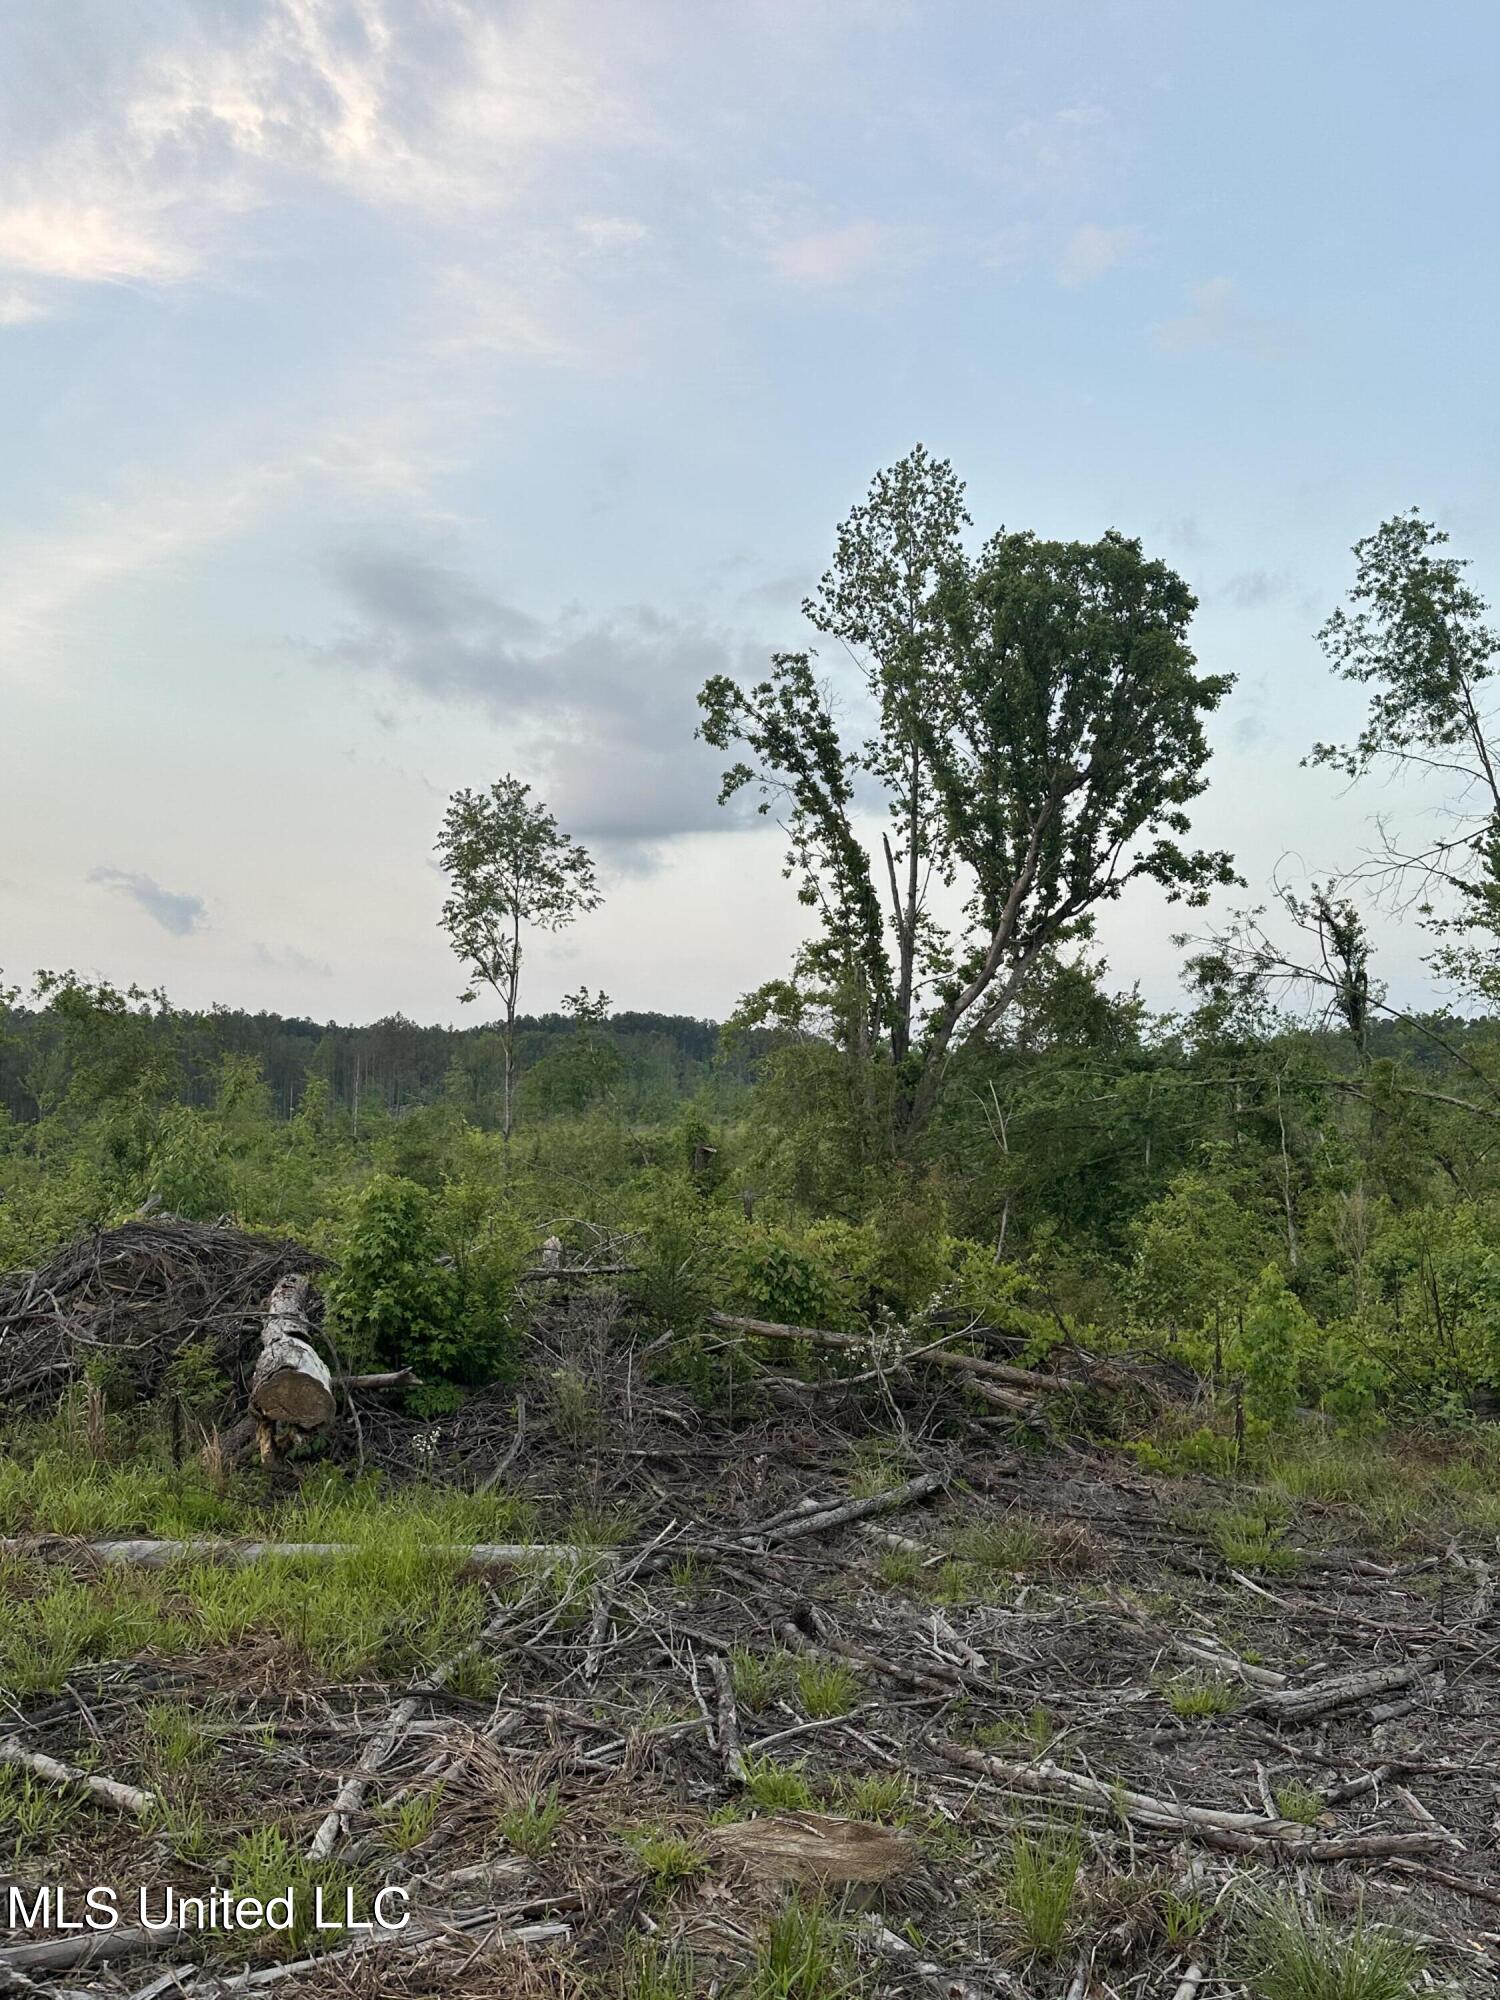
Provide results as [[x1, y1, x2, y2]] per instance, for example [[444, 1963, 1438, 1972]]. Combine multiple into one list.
[[326, 1174, 521, 1385]]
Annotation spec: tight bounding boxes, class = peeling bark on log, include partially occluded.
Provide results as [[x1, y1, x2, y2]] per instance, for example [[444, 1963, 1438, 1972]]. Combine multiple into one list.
[[250, 1274, 334, 1431], [1249, 1657, 1428, 1723]]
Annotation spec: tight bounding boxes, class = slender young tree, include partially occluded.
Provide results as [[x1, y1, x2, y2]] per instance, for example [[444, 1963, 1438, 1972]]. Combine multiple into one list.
[[436, 778, 601, 1142], [1311, 511, 1500, 999], [699, 448, 1236, 1155]]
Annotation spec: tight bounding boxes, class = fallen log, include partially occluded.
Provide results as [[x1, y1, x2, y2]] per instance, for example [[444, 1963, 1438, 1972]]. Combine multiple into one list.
[[707, 1311, 1078, 1399], [743, 1471, 946, 1549], [932, 1741, 1451, 1859], [0, 1536, 584, 1571], [1249, 1657, 1428, 1723], [250, 1273, 334, 1434], [0, 1736, 156, 1817]]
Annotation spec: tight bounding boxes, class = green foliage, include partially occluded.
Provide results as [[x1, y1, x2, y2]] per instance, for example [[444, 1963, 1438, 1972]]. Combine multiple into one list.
[[1236, 1894, 1425, 2000], [742, 1900, 855, 2000], [326, 1173, 522, 1383], [739, 1753, 816, 1811], [1238, 1266, 1314, 1423], [497, 1785, 566, 1858], [1161, 1675, 1239, 1719], [1003, 1820, 1083, 1959]]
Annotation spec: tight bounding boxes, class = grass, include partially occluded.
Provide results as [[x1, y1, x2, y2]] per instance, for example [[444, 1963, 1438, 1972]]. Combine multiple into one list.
[[380, 1785, 446, 1852], [1003, 1820, 1084, 1959], [0, 1769, 82, 1857], [973, 1706, 1053, 1755], [743, 1900, 855, 2000], [740, 1751, 816, 1811], [950, 1512, 1057, 1574], [1161, 1674, 1239, 1719], [847, 1436, 914, 1498], [874, 1546, 926, 1591], [142, 1697, 216, 1774], [1236, 1895, 1426, 2000], [617, 1939, 699, 2000], [1208, 1505, 1303, 1574], [1272, 1779, 1327, 1827], [625, 1827, 709, 1897], [834, 1771, 914, 1822], [224, 1825, 365, 1953], [795, 1656, 860, 1719], [730, 1644, 795, 1710], [497, 1785, 566, 1858]]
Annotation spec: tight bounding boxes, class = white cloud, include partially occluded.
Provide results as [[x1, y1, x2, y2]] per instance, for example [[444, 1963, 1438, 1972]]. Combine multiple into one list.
[[0, 287, 50, 326], [0, 0, 635, 292], [1151, 277, 1288, 360], [768, 219, 917, 288], [1056, 221, 1145, 289]]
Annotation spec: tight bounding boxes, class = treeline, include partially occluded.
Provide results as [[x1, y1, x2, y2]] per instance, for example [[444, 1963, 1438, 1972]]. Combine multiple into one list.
[[0, 992, 765, 1130]]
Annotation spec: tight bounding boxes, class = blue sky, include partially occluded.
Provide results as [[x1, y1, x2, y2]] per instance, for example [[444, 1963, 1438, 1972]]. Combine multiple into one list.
[[1, 0, 1496, 1024]]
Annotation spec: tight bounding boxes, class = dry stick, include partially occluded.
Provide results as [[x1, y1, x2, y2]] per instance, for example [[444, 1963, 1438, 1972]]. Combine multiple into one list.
[[0, 1735, 155, 1817], [475, 1392, 527, 1495], [1249, 1657, 1429, 1723], [305, 1586, 559, 1862], [0, 1537, 584, 1571], [708, 1309, 1077, 1394], [0, 1913, 573, 1987], [708, 1652, 747, 1784], [743, 1471, 946, 1550], [1170, 1964, 1207, 2000], [931, 1742, 1451, 1859]]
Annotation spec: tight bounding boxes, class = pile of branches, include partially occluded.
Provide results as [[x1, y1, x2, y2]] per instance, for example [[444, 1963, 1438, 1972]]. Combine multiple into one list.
[[0, 1218, 326, 1416]]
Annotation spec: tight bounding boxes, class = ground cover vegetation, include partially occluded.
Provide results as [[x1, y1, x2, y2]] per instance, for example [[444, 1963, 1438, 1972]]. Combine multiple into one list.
[[2, 456, 1498, 1996]]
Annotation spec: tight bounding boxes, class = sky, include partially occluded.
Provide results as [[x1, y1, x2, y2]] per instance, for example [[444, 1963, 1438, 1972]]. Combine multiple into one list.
[[1, 0, 1497, 1028]]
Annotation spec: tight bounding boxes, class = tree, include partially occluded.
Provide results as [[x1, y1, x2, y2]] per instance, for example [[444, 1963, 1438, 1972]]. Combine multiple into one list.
[[1311, 511, 1500, 998], [436, 778, 601, 1142], [698, 448, 1235, 1155]]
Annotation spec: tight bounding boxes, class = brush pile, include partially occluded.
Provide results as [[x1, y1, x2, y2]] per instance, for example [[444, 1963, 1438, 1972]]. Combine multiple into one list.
[[0, 1218, 325, 1415]]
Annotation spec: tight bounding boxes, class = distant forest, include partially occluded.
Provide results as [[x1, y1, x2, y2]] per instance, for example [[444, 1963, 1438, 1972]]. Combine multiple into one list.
[[0, 1001, 770, 1130]]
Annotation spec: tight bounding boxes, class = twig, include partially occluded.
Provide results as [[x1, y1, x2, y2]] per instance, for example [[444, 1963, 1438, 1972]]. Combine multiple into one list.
[[0, 1736, 155, 1817]]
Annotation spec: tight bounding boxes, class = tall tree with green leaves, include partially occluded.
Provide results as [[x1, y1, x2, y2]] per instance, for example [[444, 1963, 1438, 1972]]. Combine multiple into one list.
[[699, 448, 1235, 1155], [1311, 511, 1500, 999], [436, 779, 601, 1142]]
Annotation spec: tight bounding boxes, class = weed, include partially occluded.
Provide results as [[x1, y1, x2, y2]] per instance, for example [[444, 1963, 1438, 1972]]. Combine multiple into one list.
[[626, 1827, 708, 1896], [795, 1657, 860, 1719], [874, 1546, 925, 1591], [744, 1899, 854, 2000], [1236, 1894, 1425, 2000], [1161, 1675, 1239, 1719], [740, 1752, 815, 1812], [381, 1785, 445, 1853], [730, 1646, 794, 1711], [1004, 1820, 1083, 1959], [497, 1785, 565, 1858], [834, 1771, 913, 1822], [1209, 1506, 1302, 1574], [1272, 1780, 1326, 1827]]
